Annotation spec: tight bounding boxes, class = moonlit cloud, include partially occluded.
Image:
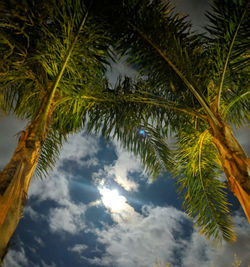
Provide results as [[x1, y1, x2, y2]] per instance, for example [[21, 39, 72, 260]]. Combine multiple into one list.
[[60, 133, 100, 166], [68, 244, 88, 254], [28, 149, 89, 234], [84, 206, 250, 267], [99, 188, 127, 212], [93, 140, 145, 192], [29, 171, 87, 234], [98, 187, 140, 224], [48, 203, 86, 234], [86, 206, 188, 267]]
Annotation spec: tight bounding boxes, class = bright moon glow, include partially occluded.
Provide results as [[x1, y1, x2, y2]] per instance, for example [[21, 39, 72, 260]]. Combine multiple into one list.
[[99, 188, 126, 212]]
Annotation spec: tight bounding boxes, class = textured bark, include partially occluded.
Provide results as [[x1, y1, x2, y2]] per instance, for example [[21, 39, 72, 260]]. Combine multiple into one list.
[[209, 120, 250, 221], [0, 121, 42, 263], [0, 96, 54, 263]]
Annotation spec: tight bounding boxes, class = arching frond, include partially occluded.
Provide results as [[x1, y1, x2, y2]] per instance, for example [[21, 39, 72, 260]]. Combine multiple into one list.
[[98, 0, 226, 126], [205, 0, 249, 111], [223, 89, 250, 128], [175, 123, 235, 243], [0, 0, 111, 122]]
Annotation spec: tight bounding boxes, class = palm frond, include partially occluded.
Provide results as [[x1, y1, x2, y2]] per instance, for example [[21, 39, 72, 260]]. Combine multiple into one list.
[[79, 77, 175, 178], [87, 106, 174, 179], [223, 90, 250, 128], [174, 123, 235, 242], [35, 130, 66, 179], [205, 0, 249, 111]]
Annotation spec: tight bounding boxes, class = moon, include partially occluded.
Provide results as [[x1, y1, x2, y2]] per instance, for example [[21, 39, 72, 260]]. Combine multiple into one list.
[[99, 188, 126, 212]]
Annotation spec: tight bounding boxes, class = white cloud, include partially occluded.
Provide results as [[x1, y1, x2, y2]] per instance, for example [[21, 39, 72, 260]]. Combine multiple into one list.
[[99, 187, 141, 225], [4, 247, 29, 267], [28, 158, 87, 234], [60, 133, 100, 166], [106, 56, 137, 86], [206, 212, 250, 267], [93, 140, 145, 192], [29, 168, 69, 203], [181, 213, 250, 267], [48, 200, 86, 234], [181, 232, 216, 267], [87, 206, 188, 267], [83, 205, 250, 267], [68, 244, 88, 254], [111, 147, 142, 191], [24, 206, 41, 221]]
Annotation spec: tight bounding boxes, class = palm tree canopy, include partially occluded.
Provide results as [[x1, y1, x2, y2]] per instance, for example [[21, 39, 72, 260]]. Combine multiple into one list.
[[87, 0, 250, 243], [0, 0, 249, 243], [0, 0, 115, 177]]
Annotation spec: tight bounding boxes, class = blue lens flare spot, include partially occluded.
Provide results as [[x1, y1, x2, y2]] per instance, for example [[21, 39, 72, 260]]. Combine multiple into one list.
[[139, 129, 145, 135]]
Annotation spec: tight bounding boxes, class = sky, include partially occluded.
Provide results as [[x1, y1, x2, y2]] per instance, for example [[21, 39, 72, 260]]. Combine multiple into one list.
[[1, 1, 250, 267]]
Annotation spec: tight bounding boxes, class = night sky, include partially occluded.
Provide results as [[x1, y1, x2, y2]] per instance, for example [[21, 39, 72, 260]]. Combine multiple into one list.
[[1, 1, 250, 267]]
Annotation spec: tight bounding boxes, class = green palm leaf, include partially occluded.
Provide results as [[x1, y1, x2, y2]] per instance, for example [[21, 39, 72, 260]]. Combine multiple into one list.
[[205, 0, 249, 112], [175, 123, 235, 242]]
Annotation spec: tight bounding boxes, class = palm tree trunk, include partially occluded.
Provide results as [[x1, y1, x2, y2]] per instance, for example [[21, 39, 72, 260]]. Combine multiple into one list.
[[0, 97, 53, 263], [0, 119, 43, 262], [209, 120, 250, 221]]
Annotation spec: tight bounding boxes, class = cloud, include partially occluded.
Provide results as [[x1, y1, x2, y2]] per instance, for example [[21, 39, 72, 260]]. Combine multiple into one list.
[[34, 237, 45, 247], [93, 141, 145, 192], [83, 205, 250, 267], [106, 56, 137, 86], [28, 154, 88, 234], [86, 206, 188, 267], [4, 247, 29, 267], [24, 206, 41, 221], [111, 146, 142, 191], [99, 187, 141, 225], [29, 168, 69, 203], [40, 260, 57, 267], [181, 213, 250, 267], [48, 200, 87, 234], [60, 133, 100, 166], [206, 212, 250, 267], [181, 232, 216, 267], [68, 244, 88, 254]]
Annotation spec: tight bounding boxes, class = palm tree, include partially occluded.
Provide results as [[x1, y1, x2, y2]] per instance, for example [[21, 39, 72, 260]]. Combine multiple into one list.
[[87, 0, 249, 243], [0, 0, 116, 260]]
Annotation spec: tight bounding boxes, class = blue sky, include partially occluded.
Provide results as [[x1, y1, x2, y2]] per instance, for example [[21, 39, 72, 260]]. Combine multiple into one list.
[[1, 0, 250, 266], [2, 122, 250, 267]]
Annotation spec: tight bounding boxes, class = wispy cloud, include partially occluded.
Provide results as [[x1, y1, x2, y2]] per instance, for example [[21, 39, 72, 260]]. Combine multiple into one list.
[[68, 244, 88, 254]]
